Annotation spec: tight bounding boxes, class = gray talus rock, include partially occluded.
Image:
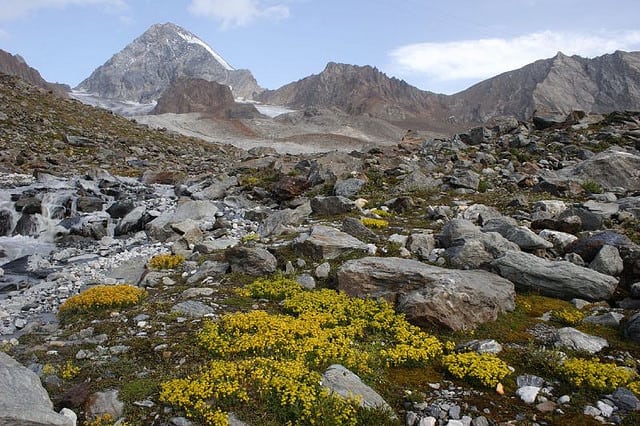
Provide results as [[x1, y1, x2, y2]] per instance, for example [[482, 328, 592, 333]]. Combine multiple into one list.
[[333, 178, 366, 198], [482, 217, 553, 250], [492, 251, 618, 301], [589, 245, 624, 276], [337, 257, 515, 330], [295, 225, 369, 260], [225, 246, 277, 276], [147, 200, 218, 241], [310, 196, 355, 216], [440, 219, 520, 269], [85, 389, 124, 421], [321, 364, 394, 414], [0, 352, 74, 425], [257, 202, 311, 237]]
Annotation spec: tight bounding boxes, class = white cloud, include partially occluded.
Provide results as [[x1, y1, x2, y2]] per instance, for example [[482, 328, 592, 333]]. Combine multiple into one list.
[[390, 30, 640, 84], [188, 0, 290, 29], [0, 0, 127, 20]]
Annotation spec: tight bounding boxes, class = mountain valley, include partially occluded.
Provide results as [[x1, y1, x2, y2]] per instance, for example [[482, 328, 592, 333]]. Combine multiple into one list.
[[0, 21, 640, 426]]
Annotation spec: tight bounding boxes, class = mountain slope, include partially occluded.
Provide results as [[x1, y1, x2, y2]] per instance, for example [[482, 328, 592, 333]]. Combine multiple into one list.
[[0, 49, 67, 96], [450, 50, 640, 122], [257, 62, 450, 125], [76, 22, 261, 102]]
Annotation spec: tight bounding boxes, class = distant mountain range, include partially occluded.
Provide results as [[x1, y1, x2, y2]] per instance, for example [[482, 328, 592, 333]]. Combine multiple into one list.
[[2, 22, 640, 132]]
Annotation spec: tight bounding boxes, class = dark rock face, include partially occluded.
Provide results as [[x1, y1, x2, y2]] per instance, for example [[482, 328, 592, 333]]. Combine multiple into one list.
[[153, 78, 261, 118], [76, 22, 262, 101]]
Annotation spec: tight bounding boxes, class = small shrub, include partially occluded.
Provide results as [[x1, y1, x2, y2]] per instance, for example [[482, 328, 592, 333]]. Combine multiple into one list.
[[58, 284, 146, 319], [361, 217, 389, 229], [442, 352, 511, 388], [147, 253, 185, 270], [582, 179, 604, 194], [241, 232, 260, 243], [558, 357, 636, 392], [477, 179, 490, 193], [551, 308, 585, 326], [236, 275, 302, 301]]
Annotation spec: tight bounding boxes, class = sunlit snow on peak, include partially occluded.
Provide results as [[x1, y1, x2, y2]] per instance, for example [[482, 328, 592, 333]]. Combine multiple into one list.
[[177, 31, 234, 71]]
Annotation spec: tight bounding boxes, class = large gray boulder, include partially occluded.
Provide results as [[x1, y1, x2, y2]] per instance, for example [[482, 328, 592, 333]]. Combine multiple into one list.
[[0, 352, 74, 425], [492, 251, 618, 301], [336, 257, 515, 330], [295, 225, 369, 260]]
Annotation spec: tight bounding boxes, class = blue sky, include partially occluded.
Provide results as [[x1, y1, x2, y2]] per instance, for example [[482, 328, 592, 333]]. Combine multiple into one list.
[[0, 0, 639, 94]]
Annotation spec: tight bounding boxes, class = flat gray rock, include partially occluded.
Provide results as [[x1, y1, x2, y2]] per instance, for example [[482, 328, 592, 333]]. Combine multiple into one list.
[[171, 301, 216, 318], [295, 225, 369, 260], [554, 327, 609, 353]]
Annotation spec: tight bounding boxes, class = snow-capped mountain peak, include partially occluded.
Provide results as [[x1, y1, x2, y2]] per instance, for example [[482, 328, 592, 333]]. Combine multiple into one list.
[[75, 22, 261, 103]]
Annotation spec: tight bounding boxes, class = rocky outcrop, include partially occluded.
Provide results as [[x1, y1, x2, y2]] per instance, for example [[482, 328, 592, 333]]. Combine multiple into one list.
[[492, 251, 618, 301], [153, 78, 262, 118], [0, 352, 74, 425], [336, 257, 516, 330], [76, 22, 262, 101]]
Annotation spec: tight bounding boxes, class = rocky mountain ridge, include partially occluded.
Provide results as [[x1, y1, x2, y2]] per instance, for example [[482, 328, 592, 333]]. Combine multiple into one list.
[[75, 22, 262, 102], [257, 51, 640, 131]]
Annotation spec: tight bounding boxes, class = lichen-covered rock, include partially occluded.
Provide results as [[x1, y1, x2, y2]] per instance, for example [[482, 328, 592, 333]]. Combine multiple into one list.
[[492, 251, 618, 301], [337, 257, 515, 330]]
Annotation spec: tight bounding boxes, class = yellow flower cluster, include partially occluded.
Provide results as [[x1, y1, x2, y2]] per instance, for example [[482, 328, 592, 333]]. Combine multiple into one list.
[[161, 277, 443, 424], [360, 217, 389, 229], [442, 352, 511, 388], [160, 357, 358, 425], [236, 275, 302, 300], [551, 308, 585, 326], [559, 357, 636, 392], [369, 208, 393, 218], [58, 284, 147, 319], [61, 360, 80, 380], [147, 253, 185, 270], [628, 381, 640, 397]]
